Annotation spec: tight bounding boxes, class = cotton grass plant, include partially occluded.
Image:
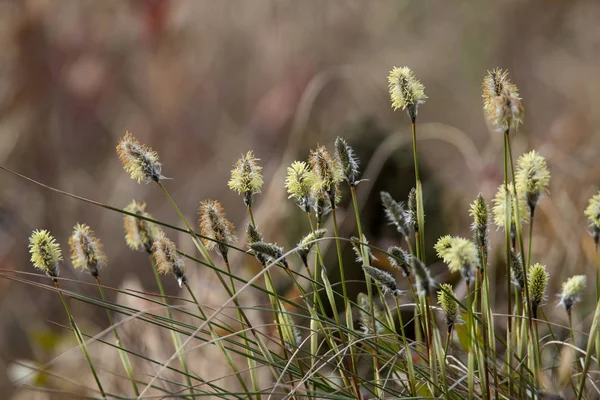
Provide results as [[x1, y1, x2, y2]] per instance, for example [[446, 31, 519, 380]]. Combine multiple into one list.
[[2, 65, 600, 400]]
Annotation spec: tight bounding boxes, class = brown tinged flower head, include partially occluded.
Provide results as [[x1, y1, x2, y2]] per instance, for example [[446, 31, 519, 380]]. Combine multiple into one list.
[[407, 187, 419, 232], [151, 232, 187, 288], [388, 66, 427, 122], [381, 191, 411, 239], [510, 250, 525, 291], [199, 200, 237, 261], [29, 229, 63, 277], [492, 183, 529, 230], [309, 146, 343, 209], [528, 263, 549, 317], [124, 200, 162, 252], [69, 223, 106, 278], [584, 191, 600, 245], [297, 228, 327, 267], [387, 246, 411, 278], [516, 150, 551, 212], [249, 241, 288, 269], [285, 161, 316, 213], [482, 68, 524, 132], [362, 265, 405, 296], [116, 131, 164, 183], [228, 151, 264, 207], [558, 275, 586, 314], [334, 137, 361, 187]]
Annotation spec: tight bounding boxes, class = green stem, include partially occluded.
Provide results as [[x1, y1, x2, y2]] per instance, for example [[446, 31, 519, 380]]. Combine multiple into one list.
[[95, 278, 139, 396], [393, 296, 416, 396], [411, 122, 420, 182], [54, 279, 106, 399], [503, 130, 514, 397]]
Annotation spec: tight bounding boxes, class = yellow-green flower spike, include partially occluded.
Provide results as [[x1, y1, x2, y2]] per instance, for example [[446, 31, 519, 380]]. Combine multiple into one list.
[[116, 131, 163, 183], [69, 223, 106, 277], [29, 230, 63, 277], [438, 283, 461, 330], [198, 199, 237, 261], [559, 275, 586, 313], [123, 200, 162, 252], [151, 231, 187, 288], [443, 237, 478, 285], [228, 151, 264, 207], [584, 191, 600, 244], [285, 161, 316, 213], [469, 193, 489, 253], [492, 183, 529, 229], [516, 150, 551, 211], [434, 235, 456, 260], [388, 66, 427, 122], [528, 263, 549, 316]]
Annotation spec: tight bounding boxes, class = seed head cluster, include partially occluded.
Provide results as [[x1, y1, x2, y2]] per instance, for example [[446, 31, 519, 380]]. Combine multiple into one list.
[[69, 223, 106, 277]]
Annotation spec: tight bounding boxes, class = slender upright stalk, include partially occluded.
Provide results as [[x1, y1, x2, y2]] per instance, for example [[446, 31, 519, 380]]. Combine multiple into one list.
[[53, 279, 106, 399], [503, 130, 514, 396], [95, 278, 139, 396]]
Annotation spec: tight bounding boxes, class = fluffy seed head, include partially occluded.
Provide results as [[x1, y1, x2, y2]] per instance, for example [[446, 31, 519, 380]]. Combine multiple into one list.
[[116, 131, 163, 183], [411, 257, 436, 296], [435, 235, 456, 260], [439, 237, 478, 285], [297, 228, 327, 266], [559, 275, 586, 313], [249, 241, 288, 268], [285, 161, 316, 213], [387, 246, 411, 277], [69, 223, 106, 277], [528, 263, 549, 313], [199, 200, 237, 260], [438, 283, 461, 329], [482, 68, 510, 114], [584, 191, 600, 243], [334, 137, 361, 186], [151, 232, 187, 287], [516, 150, 551, 210], [469, 194, 489, 250], [309, 146, 343, 207], [362, 265, 404, 296], [381, 191, 411, 238], [482, 69, 523, 132], [492, 183, 529, 229], [388, 66, 427, 121], [29, 230, 63, 277], [228, 151, 264, 207], [123, 200, 162, 252], [407, 187, 418, 232]]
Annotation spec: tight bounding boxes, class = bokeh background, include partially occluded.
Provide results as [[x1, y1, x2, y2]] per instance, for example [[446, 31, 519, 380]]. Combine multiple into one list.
[[1, 0, 600, 397]]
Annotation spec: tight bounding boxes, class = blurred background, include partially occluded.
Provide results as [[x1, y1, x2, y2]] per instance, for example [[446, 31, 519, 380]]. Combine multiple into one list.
[[1, 0, 600, 397]]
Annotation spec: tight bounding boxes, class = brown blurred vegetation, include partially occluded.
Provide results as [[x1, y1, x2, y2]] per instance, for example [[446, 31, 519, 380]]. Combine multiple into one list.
[[1, 0, 600, 397]]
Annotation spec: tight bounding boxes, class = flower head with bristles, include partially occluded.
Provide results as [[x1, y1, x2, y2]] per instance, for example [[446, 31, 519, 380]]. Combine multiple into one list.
[[388, 246, 411, 277], [411, 257, 436, 296], [246, 223, 267, 265], [482, 69, 523, 132], [407, 187, 418, 232], [559, 275, 586, 314], [116, 131, 164, 183], [388, 66, 427, 122], [438, 237, 478, 286], [516, 150, 551, 211], [469, 193, 489, 253], [297, 228, 326, 266], [482, 68, 510, 114], [151, 232, 187, 287], [351, 234, 377, 266], [123, 200, 162, 252], [199, 200, 237, 261], [285, 161, 316, 213], [29, 230, 63, 277], [249, 241, 288, 268], [381, 191, 411, 238], [69, 223, 106, 277], [492, 183, 529, 229], [435, 235, 456, 260], [528, 263, 549, 316], [228, 151, 264, 207], [334, 137, 361, 186], [362, 265, 404, 296], [309, 146, 343, 208], [584, 191, 600, 244], [510, 250, 525, 290], [438, 283, 462, 331]]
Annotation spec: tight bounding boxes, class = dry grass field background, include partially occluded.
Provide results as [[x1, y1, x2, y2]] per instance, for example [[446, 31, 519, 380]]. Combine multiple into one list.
[[1, 0, 600, 398]]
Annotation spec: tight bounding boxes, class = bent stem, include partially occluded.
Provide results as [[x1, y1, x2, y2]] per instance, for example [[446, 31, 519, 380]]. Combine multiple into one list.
[[95, 278, 139, 396], [53, 279, 106, 399]]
